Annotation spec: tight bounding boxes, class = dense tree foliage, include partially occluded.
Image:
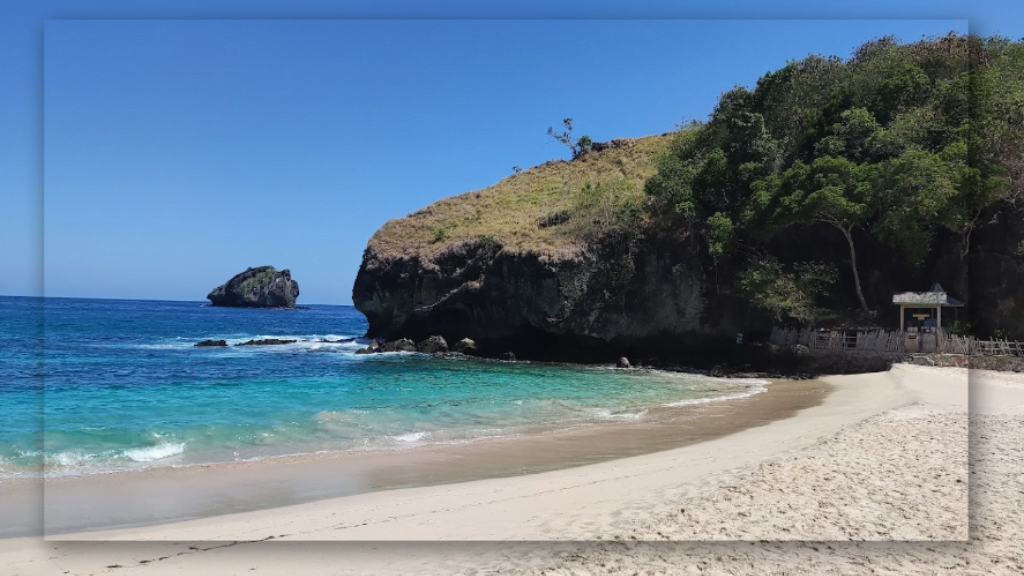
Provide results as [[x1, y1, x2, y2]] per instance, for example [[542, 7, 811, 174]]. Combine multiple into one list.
[[645, 34, 1024, 320], [735, 258, 838, 322]]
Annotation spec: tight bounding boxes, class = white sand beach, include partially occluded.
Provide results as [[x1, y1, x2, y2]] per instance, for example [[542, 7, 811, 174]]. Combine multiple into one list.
[[3, 364, 1018, 575]]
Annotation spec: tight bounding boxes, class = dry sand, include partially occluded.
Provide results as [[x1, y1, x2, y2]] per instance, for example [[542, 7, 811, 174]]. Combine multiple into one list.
[[3, 364, 1017, 575]]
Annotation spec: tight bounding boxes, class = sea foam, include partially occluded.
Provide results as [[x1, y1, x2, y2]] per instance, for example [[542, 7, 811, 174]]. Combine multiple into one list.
[[394, 431, 428, 443], [662, 381, 767, 407], [122, 442, 186, 462]]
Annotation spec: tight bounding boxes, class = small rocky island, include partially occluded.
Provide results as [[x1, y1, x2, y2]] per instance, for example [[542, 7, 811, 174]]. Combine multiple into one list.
[[207, 266, 300, 308]]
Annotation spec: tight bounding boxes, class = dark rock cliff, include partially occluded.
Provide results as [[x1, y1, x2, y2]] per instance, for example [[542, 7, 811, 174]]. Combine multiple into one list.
[[353, 231, 749, 363], [207, 266, 300, 308]]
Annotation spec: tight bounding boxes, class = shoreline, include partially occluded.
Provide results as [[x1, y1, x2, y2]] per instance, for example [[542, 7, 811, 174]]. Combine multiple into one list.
[[37, 364, 948, 542], [3, 376, 823, 538], [1, 353, 779, 481], [1, 364, 1006, 574]]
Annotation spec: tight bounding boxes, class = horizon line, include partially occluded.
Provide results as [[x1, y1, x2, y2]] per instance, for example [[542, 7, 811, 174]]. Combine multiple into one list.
[[0, 294, 354, 306]]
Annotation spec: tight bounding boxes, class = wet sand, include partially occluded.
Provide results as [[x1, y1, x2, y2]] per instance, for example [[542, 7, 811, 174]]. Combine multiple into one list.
[[4, 378, 829, 537]]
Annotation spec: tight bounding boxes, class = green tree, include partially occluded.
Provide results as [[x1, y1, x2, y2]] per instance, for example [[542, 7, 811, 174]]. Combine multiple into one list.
[[546, 118, 593, 159], [705, 212, 735, 262], [755, 156, 873, 315], [735, 258, 837, 322]]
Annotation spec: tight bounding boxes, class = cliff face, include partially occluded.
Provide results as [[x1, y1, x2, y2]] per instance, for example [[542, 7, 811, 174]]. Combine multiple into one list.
[[352, 135, 748, 362], [353, 232, 745, 361], [208, 266, 300, 308]]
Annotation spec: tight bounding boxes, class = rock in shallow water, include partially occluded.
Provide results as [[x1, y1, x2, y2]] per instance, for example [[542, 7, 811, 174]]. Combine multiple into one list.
[[453, 338, 478, 355], [416, 335, 448, 354], [381, 338, 417, 353], [194, 339, 227, 347]]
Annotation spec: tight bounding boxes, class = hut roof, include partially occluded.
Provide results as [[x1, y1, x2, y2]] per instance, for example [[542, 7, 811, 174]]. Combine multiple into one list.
[[892, 283, 965, 307]]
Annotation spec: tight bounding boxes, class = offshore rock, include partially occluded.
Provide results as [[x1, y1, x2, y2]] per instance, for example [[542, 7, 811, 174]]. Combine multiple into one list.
[[207, 266, 300, 308], [617, 356, 632, 369], [194, 339, 227, 347]]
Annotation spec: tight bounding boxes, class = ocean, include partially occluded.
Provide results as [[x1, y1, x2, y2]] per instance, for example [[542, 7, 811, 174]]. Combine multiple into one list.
[[0, 296, 766, 478]]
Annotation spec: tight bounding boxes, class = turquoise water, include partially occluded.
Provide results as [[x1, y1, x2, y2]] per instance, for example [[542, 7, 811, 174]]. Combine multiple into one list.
[[0, 296, 764, 477]]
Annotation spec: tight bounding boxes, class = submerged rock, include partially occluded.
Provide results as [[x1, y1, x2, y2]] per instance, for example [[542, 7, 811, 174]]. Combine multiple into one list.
[[416, 335, 448, 354], [236, 338, 297, 346], [207, 266, 300, 308], [194, 339, 227, 347]]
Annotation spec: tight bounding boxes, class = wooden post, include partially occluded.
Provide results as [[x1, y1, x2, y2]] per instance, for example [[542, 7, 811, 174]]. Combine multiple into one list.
[[899, 305, 905, 332], [937, 306, 942, 331]]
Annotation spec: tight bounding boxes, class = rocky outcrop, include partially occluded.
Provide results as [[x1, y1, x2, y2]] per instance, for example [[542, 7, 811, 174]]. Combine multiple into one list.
[[207, 266, 300, 308], [195, 339, 227, 347]]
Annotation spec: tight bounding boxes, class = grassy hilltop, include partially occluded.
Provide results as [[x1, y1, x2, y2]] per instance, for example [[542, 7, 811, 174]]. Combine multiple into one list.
[[367, 136, 671, 260]]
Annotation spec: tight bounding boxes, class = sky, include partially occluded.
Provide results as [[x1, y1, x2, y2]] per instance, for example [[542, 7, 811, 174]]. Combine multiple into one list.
[[3, 2, 1024, 305]]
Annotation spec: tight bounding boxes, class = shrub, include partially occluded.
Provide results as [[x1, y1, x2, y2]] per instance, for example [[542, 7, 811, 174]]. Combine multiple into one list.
[[539, 209, 571, 229], [945, 319, 972, 336], [477, 234, 501, 253]]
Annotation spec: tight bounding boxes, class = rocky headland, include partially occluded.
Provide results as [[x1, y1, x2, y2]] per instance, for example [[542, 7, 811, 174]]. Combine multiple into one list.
[[352, 36, 1024, 374], [207, 266, 300, 308], [351, 135, 1021, 373]]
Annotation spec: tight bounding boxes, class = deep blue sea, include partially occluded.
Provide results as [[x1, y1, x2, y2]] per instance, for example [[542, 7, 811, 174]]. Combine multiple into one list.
[[0, 296, 764, 478]]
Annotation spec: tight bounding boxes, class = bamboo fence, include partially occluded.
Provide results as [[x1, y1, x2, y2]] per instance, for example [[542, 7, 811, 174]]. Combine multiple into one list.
[[769, 326, 1024, 357]]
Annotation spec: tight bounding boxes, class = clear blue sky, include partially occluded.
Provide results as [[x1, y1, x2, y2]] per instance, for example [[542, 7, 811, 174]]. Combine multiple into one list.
[[3, 3, 1023, 305]]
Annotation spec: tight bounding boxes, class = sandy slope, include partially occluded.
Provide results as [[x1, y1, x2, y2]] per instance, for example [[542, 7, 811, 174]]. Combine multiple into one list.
[[1, 364, 1011, 575]]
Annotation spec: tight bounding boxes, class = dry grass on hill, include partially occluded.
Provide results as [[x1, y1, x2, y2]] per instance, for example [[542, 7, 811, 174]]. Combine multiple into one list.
[[366, 134, 673, 260]]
